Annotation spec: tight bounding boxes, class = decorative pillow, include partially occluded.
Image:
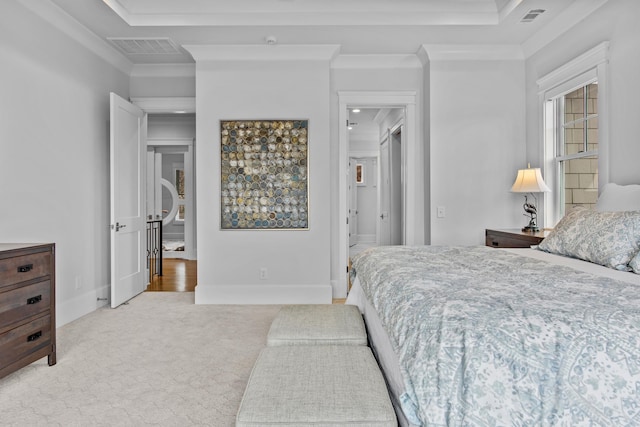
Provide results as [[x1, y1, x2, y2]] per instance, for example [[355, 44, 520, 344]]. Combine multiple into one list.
[[629, 251, 640, 274], [596, 183, 640, 212], [538, 206, 640, 271]]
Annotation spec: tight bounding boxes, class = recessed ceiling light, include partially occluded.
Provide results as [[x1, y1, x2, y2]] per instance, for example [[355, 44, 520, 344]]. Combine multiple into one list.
[[352, 109, 361, 113]]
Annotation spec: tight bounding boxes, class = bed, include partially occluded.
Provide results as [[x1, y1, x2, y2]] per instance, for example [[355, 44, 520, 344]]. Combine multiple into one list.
[[346, 183, 640, 426]]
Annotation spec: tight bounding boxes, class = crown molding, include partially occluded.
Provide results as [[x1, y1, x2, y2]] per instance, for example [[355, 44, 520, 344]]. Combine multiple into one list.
[[522, 0, 609, 58], [332, 54, 422, 69], [498, 0, 524, 22], [101, 0, 497, 27], [421, 44, 524, 61], [18, 0, 132, 75], [183, 44, 340, 62]]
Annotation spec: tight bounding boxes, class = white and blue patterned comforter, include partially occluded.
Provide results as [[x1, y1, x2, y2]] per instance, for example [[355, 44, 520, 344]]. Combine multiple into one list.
[[351, 245, 640, 426]]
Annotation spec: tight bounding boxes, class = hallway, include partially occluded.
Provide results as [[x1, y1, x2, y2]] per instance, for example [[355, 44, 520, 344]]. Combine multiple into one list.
[[146, 259, 197, 292]]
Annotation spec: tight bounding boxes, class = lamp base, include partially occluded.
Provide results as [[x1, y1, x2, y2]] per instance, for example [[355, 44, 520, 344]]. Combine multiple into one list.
[[521, 225, 540, 233]]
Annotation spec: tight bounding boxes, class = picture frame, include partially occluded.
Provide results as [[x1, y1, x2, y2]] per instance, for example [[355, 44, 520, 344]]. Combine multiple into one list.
[[356, 163, 365, 185], [220, 119, 309, 230]]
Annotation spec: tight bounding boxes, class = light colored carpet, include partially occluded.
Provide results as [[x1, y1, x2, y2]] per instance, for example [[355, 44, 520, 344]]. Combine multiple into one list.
[[0, 292, 282, 426]]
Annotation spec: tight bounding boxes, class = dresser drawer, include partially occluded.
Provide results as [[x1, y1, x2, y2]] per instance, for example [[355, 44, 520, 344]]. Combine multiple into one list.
[[0, 314, 51, 367], [0, 251, 51, 289], [0, 280, 51, 332]]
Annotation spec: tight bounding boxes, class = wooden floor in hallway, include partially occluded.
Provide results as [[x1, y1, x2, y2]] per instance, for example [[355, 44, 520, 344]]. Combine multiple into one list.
[[146, 258, 197, 292], [147, 259, 345, 303]]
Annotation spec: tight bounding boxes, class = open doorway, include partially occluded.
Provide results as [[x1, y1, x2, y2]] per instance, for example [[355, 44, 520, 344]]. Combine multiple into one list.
[[145, 114, 197, 291], [348, 107, 405, 260], [337, 91, 419, 298]]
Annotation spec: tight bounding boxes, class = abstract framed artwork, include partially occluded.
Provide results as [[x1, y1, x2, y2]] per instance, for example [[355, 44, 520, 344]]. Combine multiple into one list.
[[220, 120, 309, 230]]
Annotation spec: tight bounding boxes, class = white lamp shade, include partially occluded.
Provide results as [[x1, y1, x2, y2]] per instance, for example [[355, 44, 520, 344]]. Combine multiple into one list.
[[511, 167, 551, 193]]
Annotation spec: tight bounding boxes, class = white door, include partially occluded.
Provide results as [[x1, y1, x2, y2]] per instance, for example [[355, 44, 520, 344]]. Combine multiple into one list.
[[390, 127, 403, 245], [349, 158, 358, 247], [110, 93, 147, 308], [379, 138, 391, 245]]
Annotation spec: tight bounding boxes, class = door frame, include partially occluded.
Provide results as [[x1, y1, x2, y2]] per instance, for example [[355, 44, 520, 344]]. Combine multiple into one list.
[[131, 97, 197, 262], [389, 122, 404, 245], [337, 91, 419, 297]]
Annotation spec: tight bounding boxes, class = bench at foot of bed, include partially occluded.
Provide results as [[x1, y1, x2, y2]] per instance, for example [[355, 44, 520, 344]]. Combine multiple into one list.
[[236, 345, 397, 427], [267, 304, 367, 346]]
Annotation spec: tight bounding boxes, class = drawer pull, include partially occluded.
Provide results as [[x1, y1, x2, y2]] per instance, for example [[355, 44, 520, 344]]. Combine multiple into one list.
[[27, 331, 42, 342], [17, 263, 34, 273], [491, 241, 499, 247], [27, 295, 43, 305]]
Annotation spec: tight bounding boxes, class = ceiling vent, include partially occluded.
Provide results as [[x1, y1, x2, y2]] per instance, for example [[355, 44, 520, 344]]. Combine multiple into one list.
[[107, 37, 181, 55], [520, 9, 545, 23]]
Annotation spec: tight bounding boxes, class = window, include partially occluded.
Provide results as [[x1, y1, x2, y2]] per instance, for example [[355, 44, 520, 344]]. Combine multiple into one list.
[[539, 42, 609, 226], [553, 82, 599, 215]]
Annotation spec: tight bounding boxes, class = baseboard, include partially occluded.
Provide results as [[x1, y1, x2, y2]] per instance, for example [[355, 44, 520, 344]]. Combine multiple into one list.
[[195, 284, 332, 304], [56, 284, 110, 327]]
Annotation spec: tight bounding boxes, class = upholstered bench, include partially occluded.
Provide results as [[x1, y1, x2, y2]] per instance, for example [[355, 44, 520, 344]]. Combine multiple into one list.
[[236, 345, 397, 426], [267, 304, 367, 346]]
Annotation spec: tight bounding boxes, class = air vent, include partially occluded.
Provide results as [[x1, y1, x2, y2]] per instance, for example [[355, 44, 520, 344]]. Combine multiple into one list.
[[107, 38, 181, 55], [520, 9, 545, 23]]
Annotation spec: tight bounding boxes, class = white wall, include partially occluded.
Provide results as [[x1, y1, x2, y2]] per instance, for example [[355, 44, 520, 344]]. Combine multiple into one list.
[[187, 45, 336, 304], [428, 56, 526, 245], [148, 114, 196, 140], [0, 2, 130, 325], [525, 0, 640, 192], [130, 65, 196, 98]]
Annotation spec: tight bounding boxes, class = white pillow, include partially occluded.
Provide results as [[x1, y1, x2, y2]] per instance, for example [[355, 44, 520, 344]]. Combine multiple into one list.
[[596, 183, 640, 212], [538, 206, 640, 271]]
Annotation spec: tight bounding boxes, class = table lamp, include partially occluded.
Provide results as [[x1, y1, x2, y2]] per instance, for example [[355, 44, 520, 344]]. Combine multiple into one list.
[[511, 164, 550, 232]]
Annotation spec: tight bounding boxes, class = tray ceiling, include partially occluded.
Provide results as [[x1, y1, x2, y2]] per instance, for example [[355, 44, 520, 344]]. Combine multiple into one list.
[[44, 0, 606, 64]]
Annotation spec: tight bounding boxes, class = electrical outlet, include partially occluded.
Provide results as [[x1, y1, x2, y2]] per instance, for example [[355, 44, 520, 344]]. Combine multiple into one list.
[[437, 206, 446, 218], [75, 275, 82, 290], [260, 267, 268, 280]]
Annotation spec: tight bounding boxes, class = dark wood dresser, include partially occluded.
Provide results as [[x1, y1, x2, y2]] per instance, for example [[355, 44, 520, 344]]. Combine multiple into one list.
[[0, 243, 56, 379]]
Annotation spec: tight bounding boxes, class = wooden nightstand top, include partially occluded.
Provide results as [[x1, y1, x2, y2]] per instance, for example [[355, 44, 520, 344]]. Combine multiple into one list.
[[485, 228, 552, 248]]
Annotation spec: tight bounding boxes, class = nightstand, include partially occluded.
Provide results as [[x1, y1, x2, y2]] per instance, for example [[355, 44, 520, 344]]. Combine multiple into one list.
[[485, 229, 551, 248]]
